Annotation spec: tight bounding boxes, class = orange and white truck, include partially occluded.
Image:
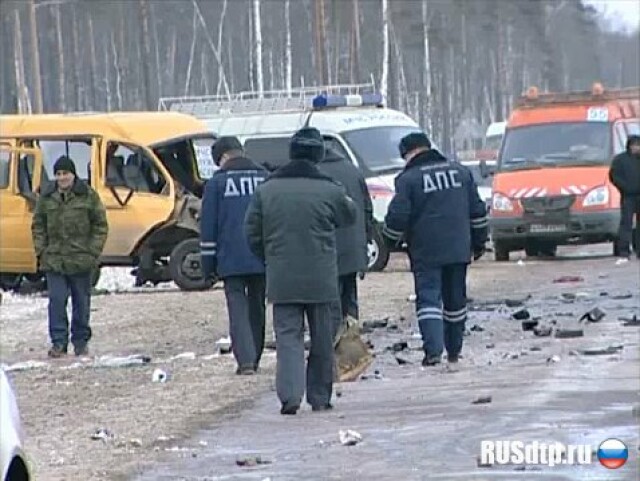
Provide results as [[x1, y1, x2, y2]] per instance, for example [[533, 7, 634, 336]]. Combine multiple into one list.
[[486, 84, 639, 261]]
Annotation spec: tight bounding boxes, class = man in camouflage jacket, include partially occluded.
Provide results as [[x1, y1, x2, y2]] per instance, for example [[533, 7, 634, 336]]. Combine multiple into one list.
[[32, 155, 108, 357]]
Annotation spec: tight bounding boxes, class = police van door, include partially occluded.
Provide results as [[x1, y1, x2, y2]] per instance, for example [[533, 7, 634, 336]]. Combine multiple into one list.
[[0, 146, 43, 276]]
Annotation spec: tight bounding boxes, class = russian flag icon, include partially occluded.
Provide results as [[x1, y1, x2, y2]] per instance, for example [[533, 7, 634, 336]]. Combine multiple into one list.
[[597, 438, 628, 469]]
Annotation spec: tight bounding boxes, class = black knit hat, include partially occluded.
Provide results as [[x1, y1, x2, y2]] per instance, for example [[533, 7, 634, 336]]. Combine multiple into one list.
[[290, 127, 325, 163], [53, 155, 77, 176], [399, 132, 431, 158], [211, 136, 243, 166], [627, 134, 640, 151]]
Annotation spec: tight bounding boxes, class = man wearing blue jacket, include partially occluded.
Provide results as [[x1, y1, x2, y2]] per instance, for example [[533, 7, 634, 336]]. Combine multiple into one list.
[[200, 137, 268, 375], [383, 133, 487, 369]]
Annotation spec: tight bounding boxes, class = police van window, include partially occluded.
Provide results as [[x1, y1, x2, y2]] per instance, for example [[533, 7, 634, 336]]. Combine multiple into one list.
[[106, 142, 167, 195], [244, 138, 290, 169], [0, 151, 9, 188], [35, 139, 92, 184], [323, 137, 351, 161], [343, 126, 420, 174]]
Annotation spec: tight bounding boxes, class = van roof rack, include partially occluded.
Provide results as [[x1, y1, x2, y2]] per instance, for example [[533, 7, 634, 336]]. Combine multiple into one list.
[[158, 83, 378, 117], [515, 87, 640, 108]]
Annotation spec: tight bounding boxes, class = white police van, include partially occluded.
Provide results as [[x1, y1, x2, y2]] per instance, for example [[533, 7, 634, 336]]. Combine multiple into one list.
[[159, 85, 422, 271]]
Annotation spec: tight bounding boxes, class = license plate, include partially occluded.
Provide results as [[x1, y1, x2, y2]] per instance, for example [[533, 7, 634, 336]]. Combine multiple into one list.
[[529, 224, 567, 233]]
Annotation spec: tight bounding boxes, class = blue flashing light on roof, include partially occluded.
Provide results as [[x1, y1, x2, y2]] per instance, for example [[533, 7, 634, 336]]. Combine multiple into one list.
[[312, 93, 384, 110]]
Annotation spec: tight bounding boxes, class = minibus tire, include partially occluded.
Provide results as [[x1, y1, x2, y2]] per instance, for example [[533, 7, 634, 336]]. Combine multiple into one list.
[[169, 238, 215, 291]]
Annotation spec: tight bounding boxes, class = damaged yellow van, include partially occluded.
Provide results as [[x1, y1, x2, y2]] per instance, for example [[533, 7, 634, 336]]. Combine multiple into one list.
[[0, 112, 216, 291]]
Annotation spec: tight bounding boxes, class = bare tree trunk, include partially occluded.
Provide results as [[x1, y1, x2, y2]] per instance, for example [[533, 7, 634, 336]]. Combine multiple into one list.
[[104, 38, 112, 111], [314, 0, 328, 85], [380, 0, 389, 100], [167, 27, 177, 96], [421, 0, 432, 132], [192, 0, 230, 97], [285, 0, 292, 93], [139, 0, 154, 109], [13, 9, 29, 113], [227, 34, 235, 94], [215, 0, 228, 97], [28, 0, 43, 112], [253, 0, 264, 95], [268, 50, 274, 91], [349, 0, 361, 84], [71, 8, 82, 110], [87, 13, 98, 110], [185, 6, 198, 95], [53, 4, 66, 111], [201, 50, 210, 94], [111, 32, 123, 110], [151, 2, 163, 101]]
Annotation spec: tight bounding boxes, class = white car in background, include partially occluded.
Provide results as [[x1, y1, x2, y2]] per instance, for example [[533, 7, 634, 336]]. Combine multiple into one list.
[[462, 159, 495, 209], [1, 369, 30, 481]]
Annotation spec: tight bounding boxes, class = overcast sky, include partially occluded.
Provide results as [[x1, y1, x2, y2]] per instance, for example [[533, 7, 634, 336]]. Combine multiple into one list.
[[584, 0, 640, 32]]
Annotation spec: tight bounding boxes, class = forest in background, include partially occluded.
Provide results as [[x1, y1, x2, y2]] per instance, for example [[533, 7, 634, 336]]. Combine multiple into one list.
[[1, 0, 638, 152]]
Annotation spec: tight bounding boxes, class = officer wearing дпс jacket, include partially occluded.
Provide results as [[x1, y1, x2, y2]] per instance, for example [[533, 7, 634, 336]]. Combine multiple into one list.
[[200, 137, 267, 375], [383, 133, 487, 369]]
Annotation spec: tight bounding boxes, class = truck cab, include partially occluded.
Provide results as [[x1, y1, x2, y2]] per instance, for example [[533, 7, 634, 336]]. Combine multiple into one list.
[[488, 85, 639, 260]]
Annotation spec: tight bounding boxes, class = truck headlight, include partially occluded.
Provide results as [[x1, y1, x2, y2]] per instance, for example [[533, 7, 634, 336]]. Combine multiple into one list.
[[582, 186, 609, 207], [492, 193, 514, 212]]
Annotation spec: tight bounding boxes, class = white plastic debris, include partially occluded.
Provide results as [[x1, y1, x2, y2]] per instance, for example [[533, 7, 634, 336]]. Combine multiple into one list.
[[547, 355, 561, 364], [201, 353, 219, 361], [91, 428, 114, 441], [517, 259, 525, 266], [129, 438, 143, 447], [407, 294, 417, 302], [339, 429, 363, 446], [216, 336, 232, 354], [2, 360, 50, 372], [170, 352, 196, 361], [152, 368, 168, 383], [198, 440, 208, 447], [93, 354, 151, 368]]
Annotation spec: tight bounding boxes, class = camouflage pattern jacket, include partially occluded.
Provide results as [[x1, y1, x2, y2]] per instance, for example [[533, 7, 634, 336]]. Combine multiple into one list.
[[32, 180, 108, 275]]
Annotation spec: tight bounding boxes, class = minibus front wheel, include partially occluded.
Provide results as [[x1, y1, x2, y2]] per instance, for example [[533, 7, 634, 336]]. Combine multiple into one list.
[[169, 238, 216, 291]]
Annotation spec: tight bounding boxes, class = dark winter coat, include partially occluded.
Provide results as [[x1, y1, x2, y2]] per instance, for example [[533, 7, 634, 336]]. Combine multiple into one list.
[[609, 151, 640, 196], [383, 150, 487, 271], [31, 180, 108, 275], [244, 158, 357, 304], [317, 149, 374, 275], [200, 156, 267, 278]]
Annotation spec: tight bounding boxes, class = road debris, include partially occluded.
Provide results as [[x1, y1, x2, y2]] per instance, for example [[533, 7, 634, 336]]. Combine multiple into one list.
[[91, 428, 114, 442], [512, 309, 531, 320], [170, 352, 196, 361], [579, 307, 606, 323], [361, 369, 383, 380], [1, 360, 50, 372], [339, 429, 363, 446], [472, 395, 492, 405], [485, 343, 495, 349], [470, 324, 485, 332], [362, 319, 389, 332], [216, 336, 232, 354], [521, 320, 539, 331], [554, 329, 584, 339], [236, 455, 272, 467], [152, 368, 168, 383], [395, 356, 412, 365], [94, 354, 151, 368], [620, 315, 640, 327], [389, 341, 408, 352], [553, 275, 584, 283], [529, 346, 542, 351], [505, 297, 529, 307], [533, 325, 553, 337], [611, 293, 633, 300], [579, 345, 624, 356], [547, 355, 561, 364]]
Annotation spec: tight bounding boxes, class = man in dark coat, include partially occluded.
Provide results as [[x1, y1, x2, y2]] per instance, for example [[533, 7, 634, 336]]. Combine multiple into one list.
[[200, 137, 268, 375], [317, 147, 374, 328], [609, 134, 640, 261], [383, 133, 487, 369], [245, 127, 356, 415], [32, 156, 108, 358]]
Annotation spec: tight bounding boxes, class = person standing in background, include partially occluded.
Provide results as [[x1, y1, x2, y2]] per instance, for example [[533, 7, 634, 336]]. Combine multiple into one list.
[[200, 137, 268, 375], [32, 156, 108, 358], [245, 127, 356, 415]]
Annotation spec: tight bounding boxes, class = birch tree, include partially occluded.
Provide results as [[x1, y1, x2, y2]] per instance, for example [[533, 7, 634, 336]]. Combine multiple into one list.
[[380, 0, 389, 101], [284, 0, 292, 94], [253, 0, 264, 95]]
